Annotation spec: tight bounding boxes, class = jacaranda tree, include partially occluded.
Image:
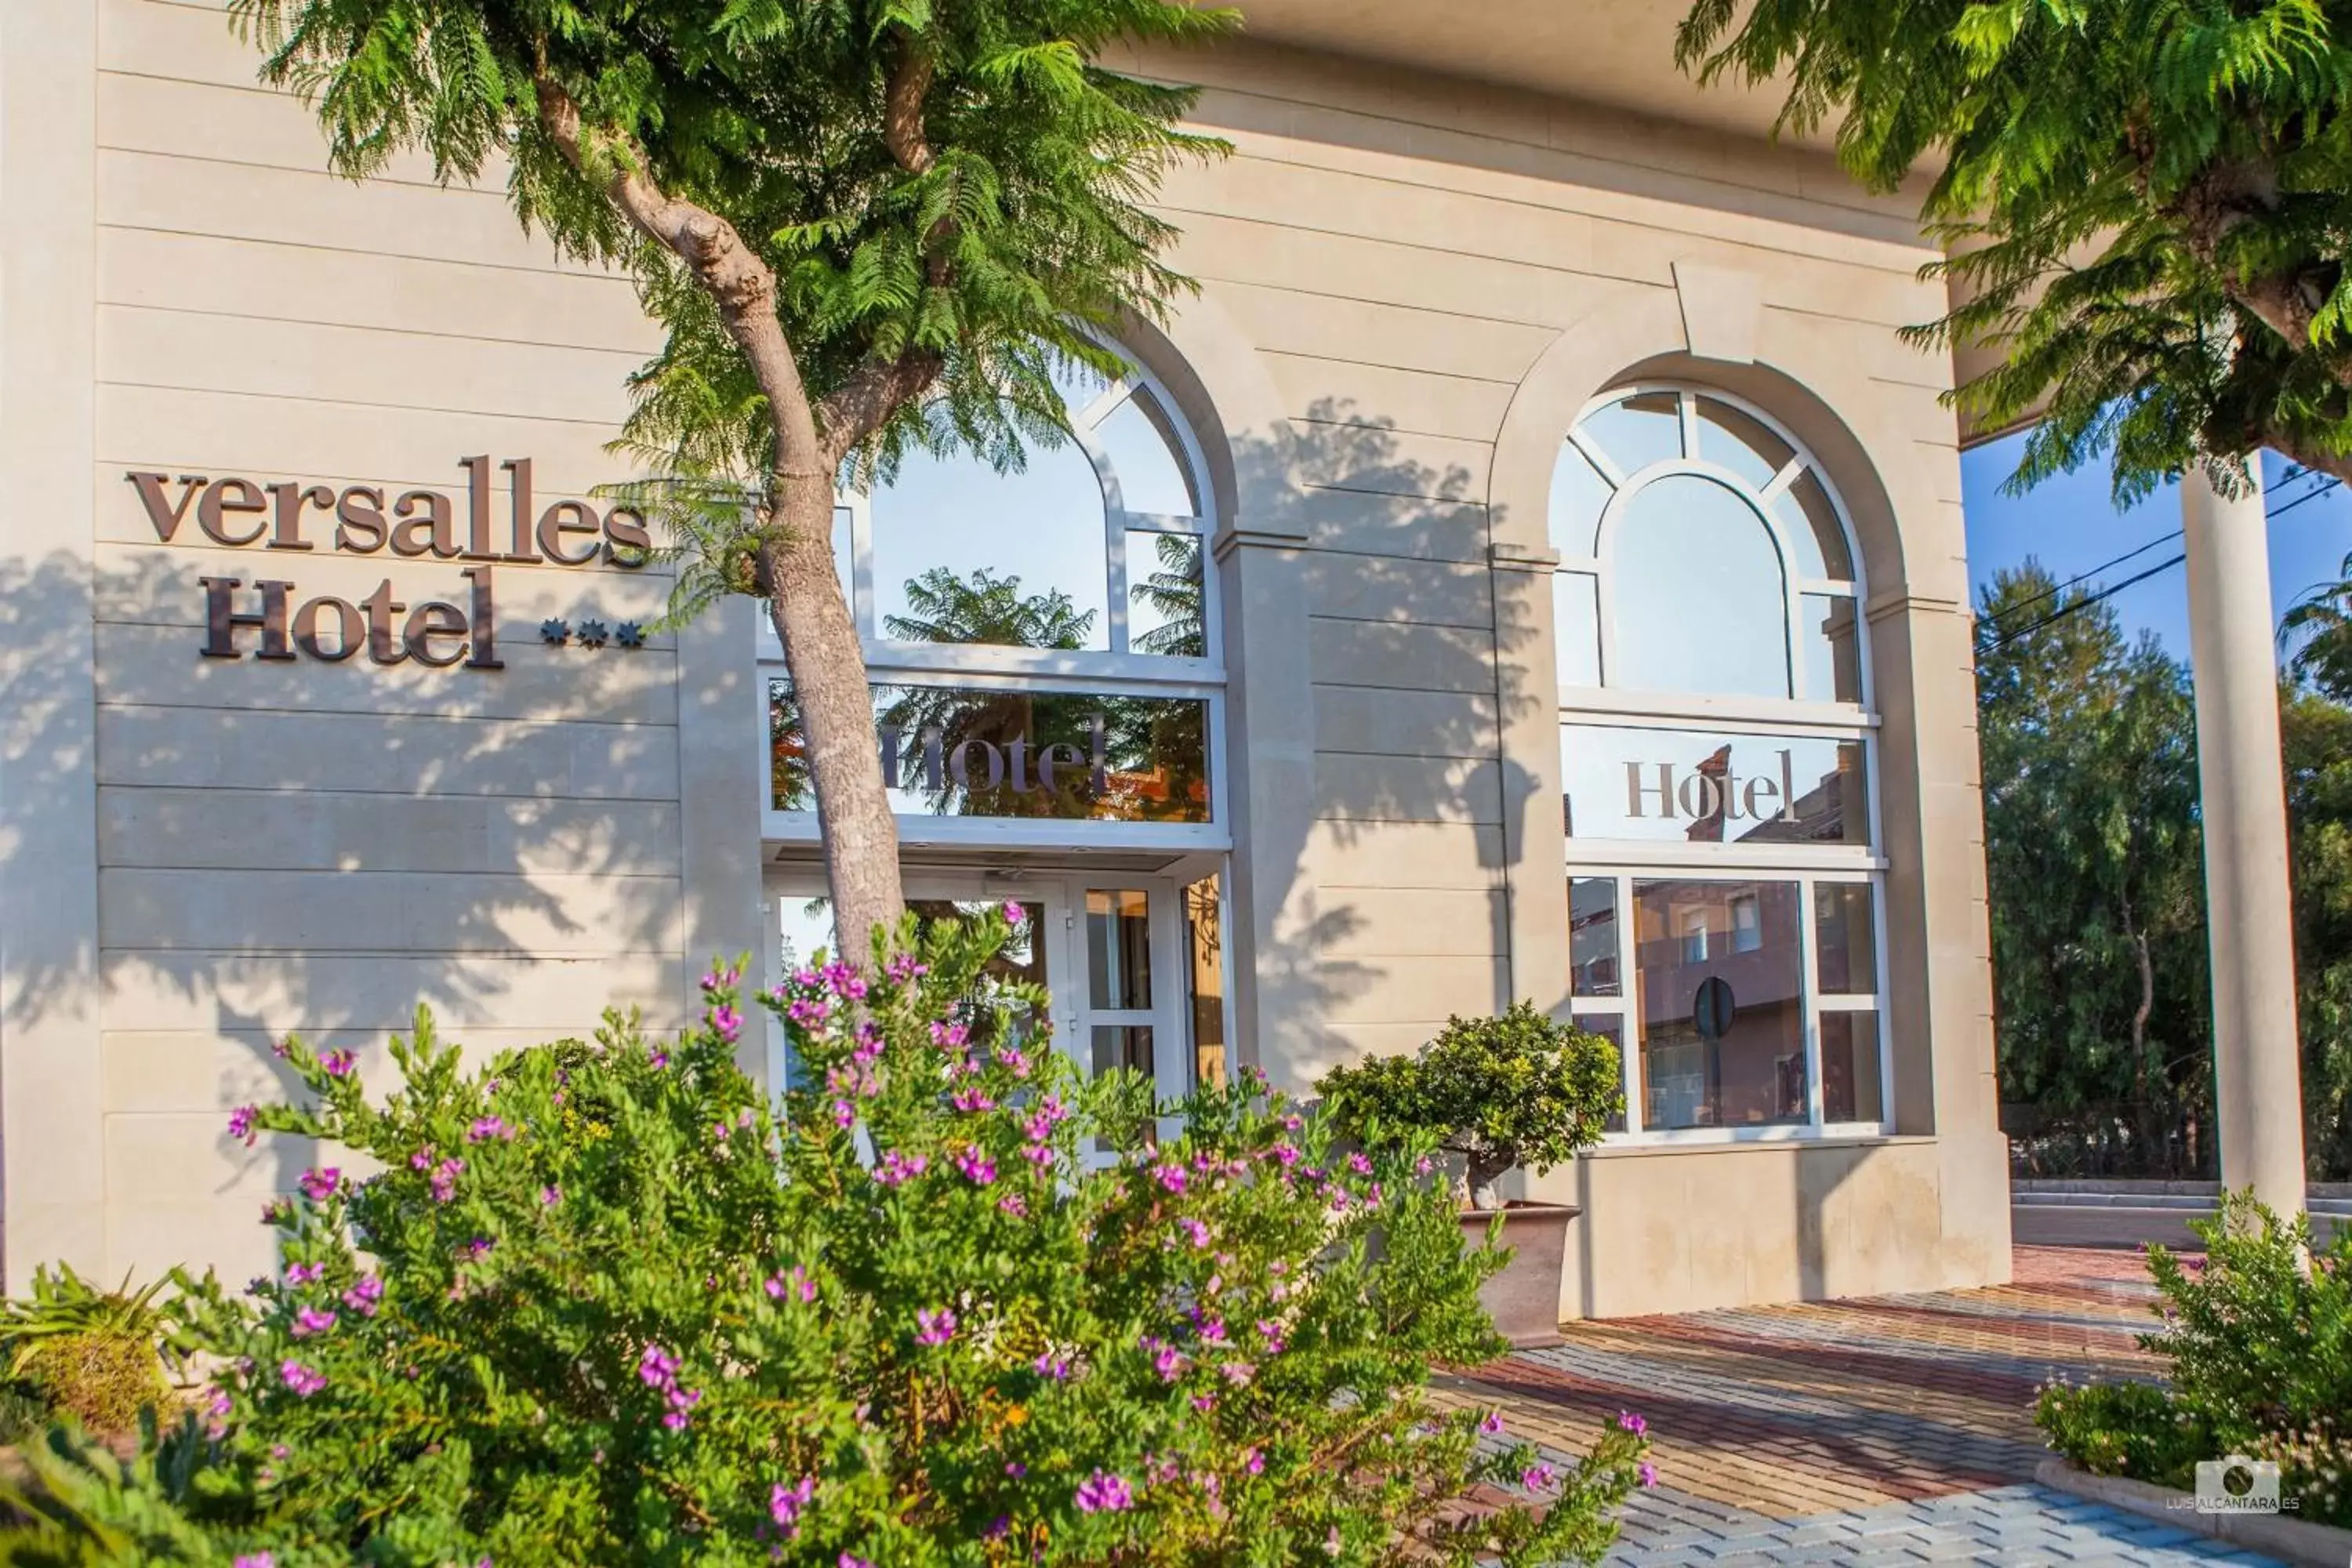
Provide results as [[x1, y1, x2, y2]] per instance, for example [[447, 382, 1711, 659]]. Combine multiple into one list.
[[1677, 0, 2352, 499], [230, 0, 1234, 946]]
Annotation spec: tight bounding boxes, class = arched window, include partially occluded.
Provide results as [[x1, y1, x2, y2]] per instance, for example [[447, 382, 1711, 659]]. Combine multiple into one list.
[[831, 351, 1218, 666], [1550, 386, 1886, 1141], [765, 342, 1225, 838]]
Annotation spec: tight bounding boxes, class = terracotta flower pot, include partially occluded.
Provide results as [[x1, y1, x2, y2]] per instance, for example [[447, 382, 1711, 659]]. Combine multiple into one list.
[[1461, 1201, 1581, 1350]]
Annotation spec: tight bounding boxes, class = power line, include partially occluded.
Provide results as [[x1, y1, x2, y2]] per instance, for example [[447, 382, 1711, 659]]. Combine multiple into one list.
[[1980, 552, 2190, 652], [1977, 526, 2184, 633], [1976, 474, 2342, 653]]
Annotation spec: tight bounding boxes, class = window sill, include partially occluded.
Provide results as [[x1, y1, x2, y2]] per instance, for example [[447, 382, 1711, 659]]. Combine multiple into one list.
[[1582, 1132, 1933, 1157]]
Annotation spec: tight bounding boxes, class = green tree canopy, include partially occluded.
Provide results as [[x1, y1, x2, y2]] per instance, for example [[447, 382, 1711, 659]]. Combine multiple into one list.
[[1678, 0, 2352, 499], [234, 0, 1233, 944]]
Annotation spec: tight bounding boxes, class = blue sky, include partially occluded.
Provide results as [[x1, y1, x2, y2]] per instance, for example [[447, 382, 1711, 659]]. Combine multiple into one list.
[[1962, 437, 2352, 662]]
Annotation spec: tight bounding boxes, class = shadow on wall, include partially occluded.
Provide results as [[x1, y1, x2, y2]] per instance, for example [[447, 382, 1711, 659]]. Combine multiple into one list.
[[0, 543, 693, 1229], [1220, 397, 1546, 1089]]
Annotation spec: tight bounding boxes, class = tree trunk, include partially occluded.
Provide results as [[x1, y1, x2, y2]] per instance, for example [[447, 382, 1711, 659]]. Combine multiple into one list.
[[764, 482, 906, 956], [1465, 1152, 1512, 1212]]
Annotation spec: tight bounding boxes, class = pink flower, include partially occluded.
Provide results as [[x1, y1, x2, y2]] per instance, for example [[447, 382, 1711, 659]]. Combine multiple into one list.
[[1256, 1319, 1286, 1354], [298, 1167, 339, 1203], [285, 1261, 324, 1287], [997, 1193, 1028, 1218], [1219, 1361, 1256, 1386], [769, 1475, 815, 1537], [840, 1555, 875, 1568], [233, 1555, 274, 1568], [916, 1308, 957, 1347], [638, 1344, 681, 1388], [1176, 1217, 1212, 1249], [1347, 1151, 1374, 1177], [950, 1087, 996, 1113], [341, 1275, 383, 1316], [1479, 1410, 1504, 1436], [929, 1020, 969, 1050], [764, 1265, 818, 1304], [875, 1150, 928, 1187], [1618, 1410, 1647, 1436], [1001, 901, 1027, 925], [886, 953, 925, 983], [953, 1149, 996, 1186], [710, 1004, 743, 1044], [319, 1049, 357, 1078], [1639, 1461, 1659, 1488], [998, 1047, 1030, 1078], [1073, 1470, 1133, 1513], [278, 1359, 325, 1397], [1192, 1392, 1217, 1412], [1141, 1334, 1182, 1381], [1033, 1349, 1073, 1381], [1243, 1447, 1265, 1475], [1523, 1463, 1558, 1491], [291, 1306, 337, 1338], [428, 1156, 464, 1203], [541, 1185, 562, 1207], [227, 1105, 259, 1145], [1152, 1163, 1188, 1195], [466, 1116, 513, 1144]]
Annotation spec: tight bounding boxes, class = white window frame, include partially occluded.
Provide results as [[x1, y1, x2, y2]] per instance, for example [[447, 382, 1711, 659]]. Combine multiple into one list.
[[1555, 383, 1893, 1145], [760, 340, 1229, 854]]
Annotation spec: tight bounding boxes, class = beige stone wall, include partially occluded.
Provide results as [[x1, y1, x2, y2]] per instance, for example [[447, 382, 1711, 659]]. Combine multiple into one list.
[[0, 0, 764, 1288]]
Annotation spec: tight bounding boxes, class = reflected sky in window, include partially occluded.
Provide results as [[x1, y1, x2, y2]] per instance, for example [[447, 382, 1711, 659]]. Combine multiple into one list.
[[869, 434, 1112, 651], [1613, 474, 1790, 699]]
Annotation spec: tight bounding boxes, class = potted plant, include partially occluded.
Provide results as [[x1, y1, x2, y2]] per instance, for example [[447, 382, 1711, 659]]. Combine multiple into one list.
[[1318, 1002, 1623, 1348]]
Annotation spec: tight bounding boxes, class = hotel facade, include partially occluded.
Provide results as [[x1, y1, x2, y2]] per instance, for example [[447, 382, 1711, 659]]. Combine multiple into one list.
[[0, 0, 2012, 1317]]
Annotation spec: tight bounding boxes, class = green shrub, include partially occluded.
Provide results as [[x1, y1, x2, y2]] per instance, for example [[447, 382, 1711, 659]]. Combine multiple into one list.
[[2034, 1194, 2352, 1525], [3, 911, 1650, 1565], [11, 1338, 169, 1443], [1316, 1003, 1622, 1203], [0, 1265, 186, 1443]]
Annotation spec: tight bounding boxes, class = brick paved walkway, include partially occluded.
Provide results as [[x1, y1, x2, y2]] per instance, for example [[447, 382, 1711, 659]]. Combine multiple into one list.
[[1441, 1247, 2288, 1566]]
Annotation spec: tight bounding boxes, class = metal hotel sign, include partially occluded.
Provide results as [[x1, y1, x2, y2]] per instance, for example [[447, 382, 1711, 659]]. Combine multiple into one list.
[[123, 458, 650, 669]]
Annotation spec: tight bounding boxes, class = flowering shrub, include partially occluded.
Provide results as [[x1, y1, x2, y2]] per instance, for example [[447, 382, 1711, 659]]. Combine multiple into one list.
[[2036, 1195, 2352, 1525], [7, 909, 1649, 1564]]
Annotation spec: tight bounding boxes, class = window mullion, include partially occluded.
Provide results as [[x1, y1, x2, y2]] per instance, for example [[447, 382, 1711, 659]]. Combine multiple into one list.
[[1798, 879, 1827, 1128]]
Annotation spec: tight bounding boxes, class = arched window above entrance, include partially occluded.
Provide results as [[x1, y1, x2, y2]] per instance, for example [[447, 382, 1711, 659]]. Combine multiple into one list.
[[1549, 387, 1863, 709], [826, 344, 1219, 673]]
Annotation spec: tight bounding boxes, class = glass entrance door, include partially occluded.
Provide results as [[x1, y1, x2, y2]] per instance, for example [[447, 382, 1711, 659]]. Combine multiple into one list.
[[761, 869, 1203, 1109]]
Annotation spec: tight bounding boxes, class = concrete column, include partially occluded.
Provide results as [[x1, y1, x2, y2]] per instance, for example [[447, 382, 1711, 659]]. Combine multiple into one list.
[[2181, 465, 2307, 1213]]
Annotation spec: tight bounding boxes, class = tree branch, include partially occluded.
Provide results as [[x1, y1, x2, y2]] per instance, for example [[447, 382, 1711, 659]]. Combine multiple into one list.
[[2175, 159, 2350, 386], [818, 353, 946, 467], [534, 69, 826, 481], [2255, 425, 2352, 488], [884, 31, 938, 176]]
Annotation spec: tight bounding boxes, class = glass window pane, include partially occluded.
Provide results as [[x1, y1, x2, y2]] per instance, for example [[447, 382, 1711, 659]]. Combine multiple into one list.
[[1127, 530, 1206, 657], [1577, 1014, 1628, 1132], [1693, 397, 1795, 493], [1611, 474, 1790, 699], [1560, 726, 1871, 847], [1549, 440, 1614, 557], [1801, 593, 1864, 705], [1633, 879, 1807, 1130], [1094, 390, 1199, 517], [1581, 390, 1683, 477], [1050, 352, 1115, 418], [1821, 1010, 1883, 1123], [1092, 1024, 1156, 1080], [1815, 882, 1878, 994], [1087, 889, 1152, 1009], [778, 893, 836, 973], [1555, 570, 1601, 688], [772, 680, 1212, 823], [1773, 468, 1854, 582], [1570, 877, 1621, 996], [1184, 877, 1227, 1092], [871, 436, 1109, 651]]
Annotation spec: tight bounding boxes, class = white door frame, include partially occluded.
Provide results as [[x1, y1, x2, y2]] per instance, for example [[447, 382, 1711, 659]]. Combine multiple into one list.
[[759, 866, 1193, 1108]]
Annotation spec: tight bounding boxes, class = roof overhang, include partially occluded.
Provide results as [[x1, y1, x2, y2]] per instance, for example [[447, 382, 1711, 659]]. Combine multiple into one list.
[[1223, 0, 1824, 147]]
